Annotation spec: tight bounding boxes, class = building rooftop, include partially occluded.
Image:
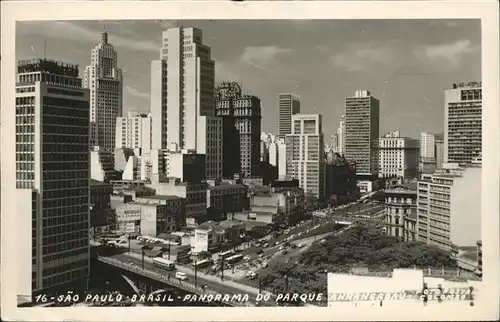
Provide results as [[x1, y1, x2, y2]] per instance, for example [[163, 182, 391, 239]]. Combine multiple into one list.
[[218, 219, 245, 229], [385, 183, 417, 194], [211, 185, 246, 191], [138, 195, 182, 201], [17, 58, 79, 77]]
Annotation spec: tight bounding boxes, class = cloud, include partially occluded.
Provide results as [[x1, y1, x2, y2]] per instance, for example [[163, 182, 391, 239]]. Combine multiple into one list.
[[240, 46, 291, 73], [215, 61, 241, 82], [18, 21, 159, 53], [330, 42, 397, 72], [125, 85, 150, 100], [414, 40, 478, 67]]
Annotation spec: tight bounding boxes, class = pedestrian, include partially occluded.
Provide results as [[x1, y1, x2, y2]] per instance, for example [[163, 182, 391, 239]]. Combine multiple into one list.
[[167, 273, 170, 280]]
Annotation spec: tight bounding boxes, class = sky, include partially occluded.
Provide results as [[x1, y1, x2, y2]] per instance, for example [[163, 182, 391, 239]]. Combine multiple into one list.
[[16, 19, 481, 140]]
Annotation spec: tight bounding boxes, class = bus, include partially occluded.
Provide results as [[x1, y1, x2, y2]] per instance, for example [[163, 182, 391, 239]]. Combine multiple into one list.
[[152, 257, 176, 271], [193, 259, 213, 269], [219, 250, 234, 259], [225, 254, 243, 264]]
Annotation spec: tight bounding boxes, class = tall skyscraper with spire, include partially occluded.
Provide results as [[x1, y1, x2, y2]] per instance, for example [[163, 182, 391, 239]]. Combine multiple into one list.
[[84, 31, 123, 151], [150, 26, 222, 180]]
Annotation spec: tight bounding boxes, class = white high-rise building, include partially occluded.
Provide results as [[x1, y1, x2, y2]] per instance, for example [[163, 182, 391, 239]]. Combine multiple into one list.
[[150, 26, 222, 180], [444, 82, 482, 165], [84, 32, 123, 151], [285, 114, 324, 199], [336, 115, 346, 155], [115, 111, 152, 154], [420, 132, 435, 161]]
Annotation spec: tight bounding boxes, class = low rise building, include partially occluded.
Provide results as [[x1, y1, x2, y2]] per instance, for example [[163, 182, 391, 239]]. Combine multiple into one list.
[[114, 203, 142, 234], [206, 181, 249, 214], [111, 180, 156, 199], [250, 189, 305, 225], [135, 195, 186, 231], [192, 220, 247, 253], [147, 178, 207, 224], [90, 180, 115, 231], [384, 183, 418, 241]]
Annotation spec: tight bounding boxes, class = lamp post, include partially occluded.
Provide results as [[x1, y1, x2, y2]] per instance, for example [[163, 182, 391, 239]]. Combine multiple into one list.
[[167, 241, 171, 260], [141, 248, 145, 270], [128, 235, 131, 254], [194, 261, 198, 289], [220, 257, 225, 282]]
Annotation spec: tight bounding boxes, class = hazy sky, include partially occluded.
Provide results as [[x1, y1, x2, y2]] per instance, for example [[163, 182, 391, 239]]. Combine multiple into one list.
[[16, 19, 481, 140]]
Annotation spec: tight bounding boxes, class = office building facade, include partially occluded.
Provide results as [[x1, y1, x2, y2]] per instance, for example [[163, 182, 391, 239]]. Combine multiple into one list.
[[378, 130, 419, 179], [416, 165, 481, 252], [344, 90, 380, 176], [278, 93, 300, 139], [83, 32, 123, 151], [285, 114, 324, 199], [15, 59, 90, 296], [444, 82, 482, 166]]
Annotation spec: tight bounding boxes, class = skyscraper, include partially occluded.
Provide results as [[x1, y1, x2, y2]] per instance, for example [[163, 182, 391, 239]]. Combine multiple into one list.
[[336, 115, 346, 155], [285, 114, 324, 199], [278, 93, 300, 139], [83, 31, 123, 151], [16, 59, 90, 299], [150, 26, 222, 179], [344, 90, 380, 177], [444, 82, 482, 165], [115, 112, 152, 154], [215, 82, 262, 178]]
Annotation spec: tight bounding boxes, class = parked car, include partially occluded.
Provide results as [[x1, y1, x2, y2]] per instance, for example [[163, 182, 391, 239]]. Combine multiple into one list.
[[279, 246, 285, 251], [256, 249, 264, 255], [244, 255, 251, 261]]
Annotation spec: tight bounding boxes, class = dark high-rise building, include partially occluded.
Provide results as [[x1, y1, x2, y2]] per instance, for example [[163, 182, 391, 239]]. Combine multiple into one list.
[[344, 90, 380, 177], [278, 93, 300, 139], [215, 82, 262, 178], [15, 59, 90, 301]]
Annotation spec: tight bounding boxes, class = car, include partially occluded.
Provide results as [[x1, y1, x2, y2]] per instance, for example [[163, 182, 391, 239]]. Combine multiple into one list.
[[258, 253, 264, 259], [261, 262, 268, 268], [278, 246, 284, 251], [297, 243, 304, 248], [263, 243, 269, 248], [282, 250, 288, 255], [175, 272, 188, 281], [274, 241, 280, 246], [290, 244, 297, 249], [244, 255, 251, 261], [256, 249, 264, 255], [246, 271, 257, 279]]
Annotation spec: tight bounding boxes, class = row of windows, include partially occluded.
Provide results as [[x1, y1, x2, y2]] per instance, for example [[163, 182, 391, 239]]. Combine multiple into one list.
[[42, 258, 88, 278]]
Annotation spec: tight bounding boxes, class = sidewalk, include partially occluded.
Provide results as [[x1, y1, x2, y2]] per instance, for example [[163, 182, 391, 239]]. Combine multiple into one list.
[[121, 252, 262, 295]]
